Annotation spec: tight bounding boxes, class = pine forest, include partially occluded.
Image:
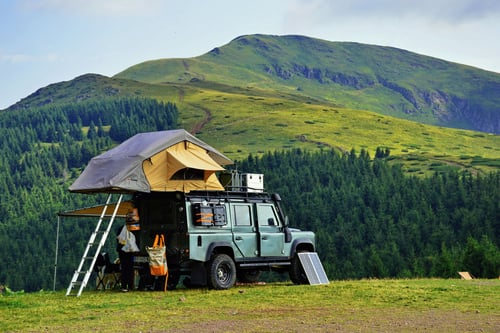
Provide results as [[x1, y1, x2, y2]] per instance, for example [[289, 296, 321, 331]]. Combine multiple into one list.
[[0, 98, 498, 292]]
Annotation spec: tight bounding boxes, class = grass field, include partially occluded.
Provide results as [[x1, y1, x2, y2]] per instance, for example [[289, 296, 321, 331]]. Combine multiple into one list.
[[156, 82, 500, 176], [1, 279, 498, 332]]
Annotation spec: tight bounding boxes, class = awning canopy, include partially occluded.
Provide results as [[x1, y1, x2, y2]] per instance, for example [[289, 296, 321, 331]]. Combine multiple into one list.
[[69, 129, 233, 193], [58, 201, 134, 217]]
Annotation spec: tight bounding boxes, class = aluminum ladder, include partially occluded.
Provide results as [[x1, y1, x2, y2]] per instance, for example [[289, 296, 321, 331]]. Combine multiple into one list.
[[66, 194, 123, 296]]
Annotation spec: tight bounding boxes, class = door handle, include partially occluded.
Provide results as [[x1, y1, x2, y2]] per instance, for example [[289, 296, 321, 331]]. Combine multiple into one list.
[[261, 236, 268, 240], [235, 236, 243, 240]]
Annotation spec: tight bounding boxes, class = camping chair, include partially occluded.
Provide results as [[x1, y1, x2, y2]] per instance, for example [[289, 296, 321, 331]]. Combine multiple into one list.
[[94, 252, 121, 290]]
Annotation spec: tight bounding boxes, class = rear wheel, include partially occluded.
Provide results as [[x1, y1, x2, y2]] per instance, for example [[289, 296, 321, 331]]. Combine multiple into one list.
[[207, 254, 236, 289], [289, 251, 309, 284]]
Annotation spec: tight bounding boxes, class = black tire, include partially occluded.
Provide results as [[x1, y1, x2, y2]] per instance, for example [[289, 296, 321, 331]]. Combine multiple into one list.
[[237, 269, 262, 283], [289, 251, 309, 284], [207, 254, 237, 290]]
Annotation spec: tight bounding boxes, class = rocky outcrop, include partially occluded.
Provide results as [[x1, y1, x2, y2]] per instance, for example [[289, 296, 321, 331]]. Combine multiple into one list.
[[262, 59, 499, 133], [264, 63, 375, 89]]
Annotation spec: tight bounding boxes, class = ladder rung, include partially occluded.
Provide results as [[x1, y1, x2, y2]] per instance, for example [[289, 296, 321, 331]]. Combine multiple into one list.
[[66, 193, 123, 296]]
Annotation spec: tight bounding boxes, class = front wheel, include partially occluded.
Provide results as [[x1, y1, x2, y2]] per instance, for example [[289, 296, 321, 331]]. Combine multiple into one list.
[[289, 251, 309, 284], [207, 254, 237, 290]]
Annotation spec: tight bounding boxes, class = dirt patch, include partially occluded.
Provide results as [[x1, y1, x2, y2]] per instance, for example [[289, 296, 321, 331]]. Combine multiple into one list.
[[145, 307, 499, 332], [190, 107, 212, 134]]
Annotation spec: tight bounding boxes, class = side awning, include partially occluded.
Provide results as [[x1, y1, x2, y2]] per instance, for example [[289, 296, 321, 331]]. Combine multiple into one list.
[[58, 201, 134, 217]]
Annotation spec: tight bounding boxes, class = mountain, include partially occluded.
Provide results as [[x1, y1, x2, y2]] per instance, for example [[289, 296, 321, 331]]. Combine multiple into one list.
[[115, 34, 500, 134], [8, 35, 500, 134], [4, 35, 500, 175]]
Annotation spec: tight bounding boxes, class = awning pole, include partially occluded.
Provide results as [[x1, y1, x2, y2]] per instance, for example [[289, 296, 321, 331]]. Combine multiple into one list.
[[53, 215, 60, 291]]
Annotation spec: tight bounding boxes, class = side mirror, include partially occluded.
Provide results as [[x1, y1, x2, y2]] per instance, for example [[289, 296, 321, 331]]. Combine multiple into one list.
[[284, 225, 292, 243]]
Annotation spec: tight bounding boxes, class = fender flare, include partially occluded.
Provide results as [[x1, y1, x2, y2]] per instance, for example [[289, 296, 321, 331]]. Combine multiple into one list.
[[204, 241, 235, 262], [291, 238, 315, 256]]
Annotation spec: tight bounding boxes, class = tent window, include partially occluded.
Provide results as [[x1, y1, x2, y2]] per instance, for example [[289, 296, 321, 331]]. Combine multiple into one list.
[[171, 168, 204, 180]]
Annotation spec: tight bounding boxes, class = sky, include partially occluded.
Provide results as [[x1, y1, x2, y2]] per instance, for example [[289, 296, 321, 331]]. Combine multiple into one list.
[[1, 0, 499, 110]]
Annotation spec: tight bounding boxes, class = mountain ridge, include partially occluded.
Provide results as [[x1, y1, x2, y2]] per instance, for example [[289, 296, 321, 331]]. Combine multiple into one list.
[[6, 34, 500, 134], [115, 34, 500, 134]]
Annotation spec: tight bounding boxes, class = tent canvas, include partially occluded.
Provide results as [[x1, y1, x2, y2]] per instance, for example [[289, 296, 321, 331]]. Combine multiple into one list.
[[69, 129, 233, 193]]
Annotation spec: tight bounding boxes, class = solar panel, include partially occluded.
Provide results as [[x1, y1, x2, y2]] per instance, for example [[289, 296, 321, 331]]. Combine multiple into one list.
[[298, 252, 329, 285]]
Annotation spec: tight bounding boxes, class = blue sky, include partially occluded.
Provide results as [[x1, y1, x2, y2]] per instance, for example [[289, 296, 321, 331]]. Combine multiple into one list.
[[1, 0, 499, 109]]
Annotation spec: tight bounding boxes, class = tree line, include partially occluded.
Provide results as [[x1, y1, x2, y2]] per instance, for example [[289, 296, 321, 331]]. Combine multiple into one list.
[[238, 149, 499, 280], [0, 98, 498, 292], [0, 98, 178, 291]]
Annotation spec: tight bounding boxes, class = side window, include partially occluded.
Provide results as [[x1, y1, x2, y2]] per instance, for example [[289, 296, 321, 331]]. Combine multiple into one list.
[[233, 205, 253, 226], [257, 204, 280, 227]]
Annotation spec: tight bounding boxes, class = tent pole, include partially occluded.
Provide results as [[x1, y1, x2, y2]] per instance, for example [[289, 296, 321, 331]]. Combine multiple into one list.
[[53, 215, 60, 291]]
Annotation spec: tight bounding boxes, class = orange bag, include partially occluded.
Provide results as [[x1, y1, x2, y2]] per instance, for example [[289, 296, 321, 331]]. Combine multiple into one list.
[[146, 234, 168, 277]]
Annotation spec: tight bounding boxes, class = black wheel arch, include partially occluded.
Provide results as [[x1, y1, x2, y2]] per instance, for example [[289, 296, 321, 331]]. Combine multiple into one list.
[[291, 238, 315, 256], [204, 241, 235, 262]]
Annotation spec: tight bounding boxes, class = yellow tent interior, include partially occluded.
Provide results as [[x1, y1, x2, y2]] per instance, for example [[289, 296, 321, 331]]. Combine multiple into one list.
[[144, 140, 226, 192]]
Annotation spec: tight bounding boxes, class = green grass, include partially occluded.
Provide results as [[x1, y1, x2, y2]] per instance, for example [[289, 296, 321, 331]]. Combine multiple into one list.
[[1, 279, 499, 332], [161, 82, 499, 175]]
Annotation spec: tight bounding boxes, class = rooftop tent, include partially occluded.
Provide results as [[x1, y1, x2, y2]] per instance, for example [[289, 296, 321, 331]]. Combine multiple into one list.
[[69, 129, 233, 193]]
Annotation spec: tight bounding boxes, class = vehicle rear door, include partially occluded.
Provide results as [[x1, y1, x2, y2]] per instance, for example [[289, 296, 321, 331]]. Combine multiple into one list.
[[231, 203, 258, 258]]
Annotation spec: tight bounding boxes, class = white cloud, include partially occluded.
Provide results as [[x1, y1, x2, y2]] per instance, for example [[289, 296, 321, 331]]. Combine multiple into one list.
[[0, 51, 60, 64], [0, 52, 31, 63], [285, 0, 500, 27], [20, 0, 164, 16]]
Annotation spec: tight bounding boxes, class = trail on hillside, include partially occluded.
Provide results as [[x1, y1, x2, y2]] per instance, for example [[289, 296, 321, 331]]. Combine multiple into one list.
[[296, 134, 350, 154], [190, 106, 212, 134], [177, 87, 184, 103]]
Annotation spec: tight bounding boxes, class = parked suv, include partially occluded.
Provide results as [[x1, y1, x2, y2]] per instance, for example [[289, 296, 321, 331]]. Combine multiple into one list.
[[131, 173, 316, 290]]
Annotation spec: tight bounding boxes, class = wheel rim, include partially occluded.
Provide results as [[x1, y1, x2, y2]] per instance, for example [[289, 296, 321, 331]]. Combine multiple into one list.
[[217, 263, 231, 284]]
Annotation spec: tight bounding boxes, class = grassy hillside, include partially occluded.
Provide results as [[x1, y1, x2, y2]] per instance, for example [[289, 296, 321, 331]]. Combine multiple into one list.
[[166, 80, 499, 175], [5, 73, 499, 175], [1, 279, 499, 332], [116, 34, 500, 134]]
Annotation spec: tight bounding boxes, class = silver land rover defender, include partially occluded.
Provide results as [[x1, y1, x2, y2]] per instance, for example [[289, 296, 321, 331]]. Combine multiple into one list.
[[132, 173, 316, 290]]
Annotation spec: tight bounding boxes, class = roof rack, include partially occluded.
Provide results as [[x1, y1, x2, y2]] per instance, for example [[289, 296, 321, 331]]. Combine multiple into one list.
[[220, 170, 264, 193]]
